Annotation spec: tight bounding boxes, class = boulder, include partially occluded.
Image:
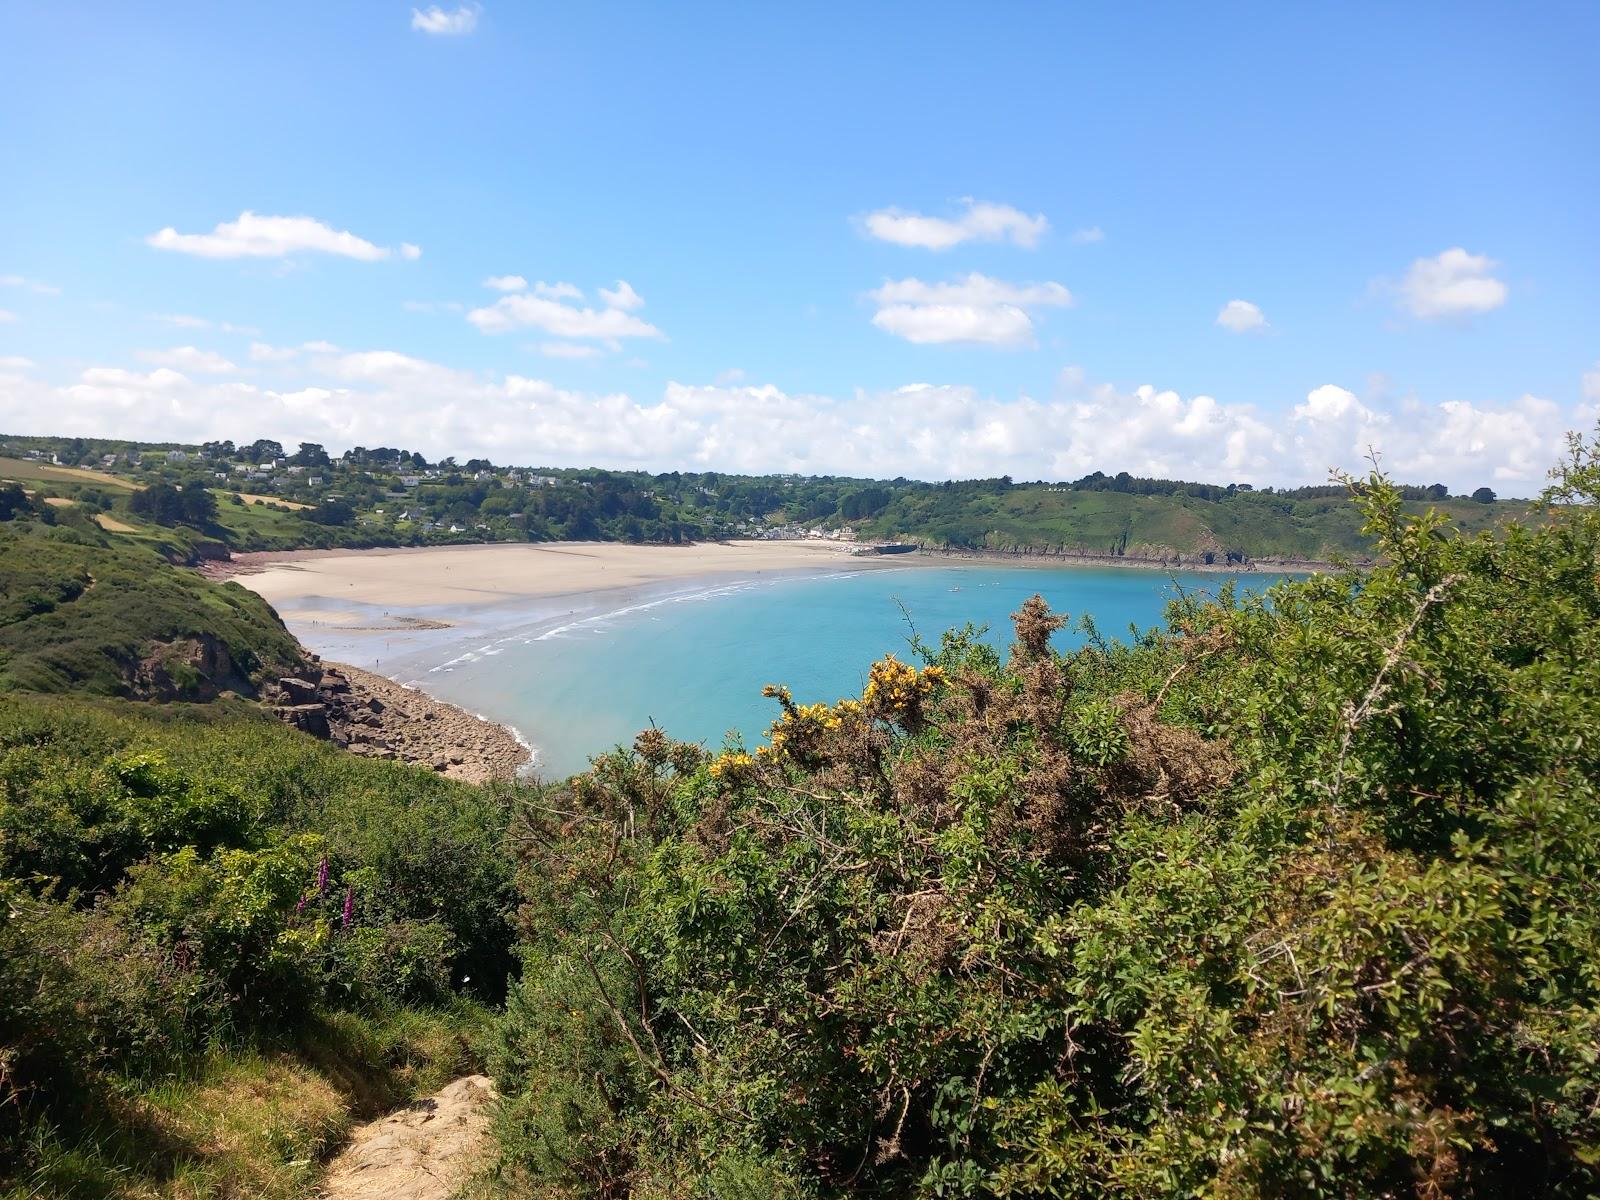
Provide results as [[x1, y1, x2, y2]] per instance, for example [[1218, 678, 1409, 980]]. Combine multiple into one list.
[[276, 703, 330, 739]]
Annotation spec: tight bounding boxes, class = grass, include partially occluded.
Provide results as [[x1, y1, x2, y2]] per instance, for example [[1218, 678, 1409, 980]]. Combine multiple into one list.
[[0, 521, 304, 695], [0, 455, 140, 490], [2, 1004, 490, 1200], [233, 493, 312, 511], [856, 485, 1526, 560]]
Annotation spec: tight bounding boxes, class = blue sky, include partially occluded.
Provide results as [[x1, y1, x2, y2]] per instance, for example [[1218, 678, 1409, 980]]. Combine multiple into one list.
[[1, 1, 1596, 492]]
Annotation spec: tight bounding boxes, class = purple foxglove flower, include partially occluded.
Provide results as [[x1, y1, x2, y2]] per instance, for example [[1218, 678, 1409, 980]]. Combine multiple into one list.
[[341, 885, 354, 928], [316, 856, 329, 895], [295, 893, 307, 915]]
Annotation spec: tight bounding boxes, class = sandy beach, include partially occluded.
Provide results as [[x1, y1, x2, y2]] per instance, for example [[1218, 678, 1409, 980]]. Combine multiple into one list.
[[226, 540, 880, 617]]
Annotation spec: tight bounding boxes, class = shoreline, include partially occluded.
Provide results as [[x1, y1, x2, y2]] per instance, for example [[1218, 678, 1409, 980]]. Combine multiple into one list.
[[233, 540, 1322, 782], [913, 545, 1342, 574], [271, 660, 532, 785]]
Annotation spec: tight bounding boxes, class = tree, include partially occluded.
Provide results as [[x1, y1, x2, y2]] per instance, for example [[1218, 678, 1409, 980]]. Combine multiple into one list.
[[1471, 486, 1497, 504], [244, 439, 284, 464], [181, 480, 217, 526], [0, 483, 40, 522], [291, 442, 330, 468], [307, 499, 356, 526]]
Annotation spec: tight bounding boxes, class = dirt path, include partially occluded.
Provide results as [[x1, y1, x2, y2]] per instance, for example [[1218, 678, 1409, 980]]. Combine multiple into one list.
[[321, 1074, 497, 1200]]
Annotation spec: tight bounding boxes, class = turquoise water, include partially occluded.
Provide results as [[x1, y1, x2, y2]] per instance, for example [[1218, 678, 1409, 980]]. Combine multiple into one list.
[[414, 563, 1283, 780]]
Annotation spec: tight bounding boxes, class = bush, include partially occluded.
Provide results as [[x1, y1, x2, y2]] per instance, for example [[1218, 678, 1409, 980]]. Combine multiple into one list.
[[493, 435, 1600, 1196], [0, 693, 518, 1171]]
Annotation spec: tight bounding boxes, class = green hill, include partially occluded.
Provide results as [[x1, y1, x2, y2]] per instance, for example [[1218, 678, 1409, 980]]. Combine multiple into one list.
[[0, 520, 303, 697], [854, 483, 1518, 562]]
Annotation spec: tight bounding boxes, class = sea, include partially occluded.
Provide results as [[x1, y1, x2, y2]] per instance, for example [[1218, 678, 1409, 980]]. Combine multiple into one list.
[[288, 561, 1288, 780]]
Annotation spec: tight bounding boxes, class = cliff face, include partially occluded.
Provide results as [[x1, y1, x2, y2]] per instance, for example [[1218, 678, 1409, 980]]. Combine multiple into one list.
[[129, 634, 261, 701], [264, 661, 530, 784]]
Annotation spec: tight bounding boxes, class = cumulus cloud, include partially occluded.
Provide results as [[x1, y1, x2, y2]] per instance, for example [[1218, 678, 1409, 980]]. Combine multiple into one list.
[[411, 4, 479, 34], [3, 348, 1580, 496], [0, 356, 34, 370], [1216, 299, 1268, 334], [534, 281, 583, 301], [0, 310, 16, 323], [869, 272, 1072, 348], [1070, 227, 1105, 245], [483, 275, 527, 292], [598, 280, 644, 311], [861, 200, 1049, 250], [0, 274, 60, 295], [468, 281, 663, 340], [135, 346, 238, 374], [1396, 248, 1508, 320], [146, 211, 418, 261]]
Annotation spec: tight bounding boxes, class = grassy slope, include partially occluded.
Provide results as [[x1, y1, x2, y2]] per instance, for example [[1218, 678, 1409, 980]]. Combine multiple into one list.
[[0, 455, 140, 490], [855, 486, 1519, 559], [0, 522, 303, 695], [1, 693, 516, 1199], [9, 1006, 487, 1200]]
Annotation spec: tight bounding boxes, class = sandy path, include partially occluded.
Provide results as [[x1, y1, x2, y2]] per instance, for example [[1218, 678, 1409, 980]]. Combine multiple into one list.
[[320, 1074, 496, 1200]]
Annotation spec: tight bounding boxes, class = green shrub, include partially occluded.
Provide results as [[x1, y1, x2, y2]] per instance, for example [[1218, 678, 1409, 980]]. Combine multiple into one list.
[[493, 436, 1600, 1197]]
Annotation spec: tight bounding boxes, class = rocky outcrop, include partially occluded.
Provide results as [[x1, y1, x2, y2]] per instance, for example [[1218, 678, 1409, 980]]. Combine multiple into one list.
[[130, 635, 258, 701], [264, 660, 531, 784]]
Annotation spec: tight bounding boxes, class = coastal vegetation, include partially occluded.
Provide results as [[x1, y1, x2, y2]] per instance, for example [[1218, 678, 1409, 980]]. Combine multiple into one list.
[[490, 439, 1600, 1196], [0, 694, 516, 1197], [3, 432, 1521, 564], [6, 426, 1600, 1196]]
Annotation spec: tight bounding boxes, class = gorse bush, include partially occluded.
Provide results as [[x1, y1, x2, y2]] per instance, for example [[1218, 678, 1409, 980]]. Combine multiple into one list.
[[493, 434, 1600, 1197]]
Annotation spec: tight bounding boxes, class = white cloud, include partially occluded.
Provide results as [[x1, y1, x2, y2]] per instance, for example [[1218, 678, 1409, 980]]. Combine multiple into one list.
[[598, 280, 644, 311], [484, 275, 528, 292], [540, 342, 603, 359], [868, 272, 1072, 348], [861, 200, 1049, 251], [1396, 248, 1508, 320], [301, 340, 340, 353], [146, 211, 417, 261], [135, 346, 238, 374], [0, 274, 60, 295], [3, 348, 1584, 496], [1216, 299, 1268, 334], [715, 368, 746, 385], [152, 313, 211, 328], [0, 355, 34, 370], [411, 4, 479, 34], [468, 281, 663, 340], [0, 309, 16, 323], [400, 243, 422, 261], [1070, 227, 1105, 245], [1583, 362, 1600, 402]]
